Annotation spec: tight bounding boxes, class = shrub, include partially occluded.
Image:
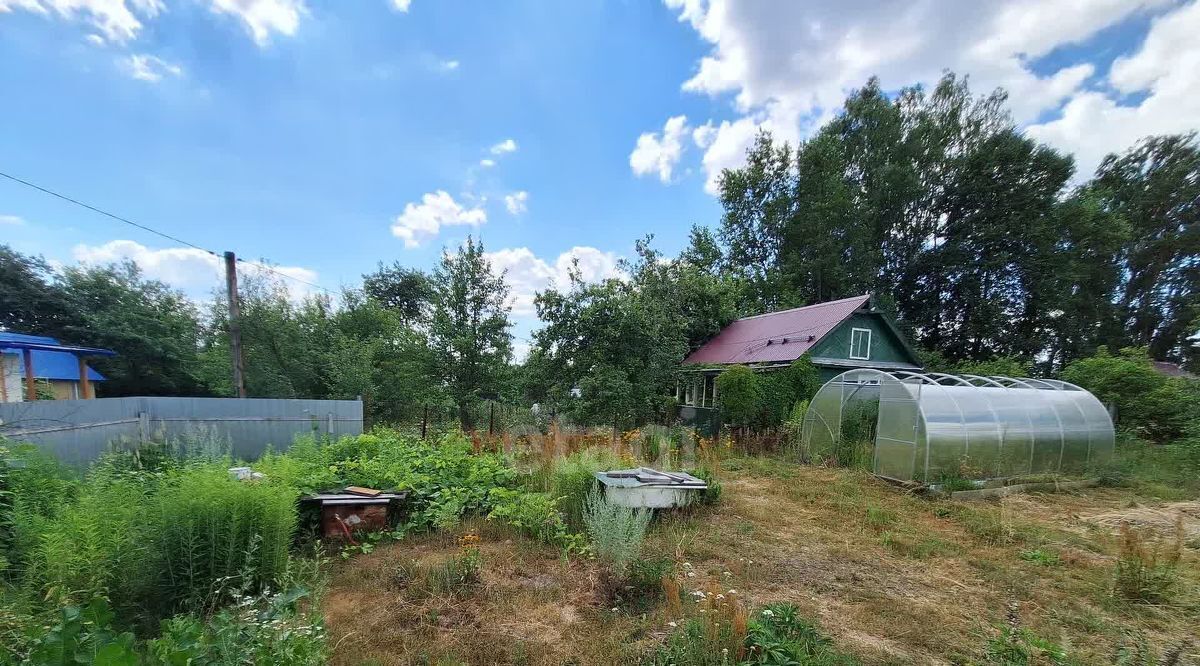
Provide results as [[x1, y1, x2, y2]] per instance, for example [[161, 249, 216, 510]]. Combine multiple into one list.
[[1062, 346, 1196, 442], [624, 556, 672, 608], [1113, 520, 1183, 603], [688, 466, 723, 505], [716, 365, 761, 426], [583, 487, 651, 578]]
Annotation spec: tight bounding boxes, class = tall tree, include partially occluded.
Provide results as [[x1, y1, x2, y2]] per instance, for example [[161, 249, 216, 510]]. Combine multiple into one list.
[[362, 262, 433, 325], [1093, 134, 1200, 363], [429, 236, 513, 429]]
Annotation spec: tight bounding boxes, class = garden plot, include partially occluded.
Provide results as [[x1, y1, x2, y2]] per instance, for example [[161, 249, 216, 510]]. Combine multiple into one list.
[[324, 456, 1199, 665]]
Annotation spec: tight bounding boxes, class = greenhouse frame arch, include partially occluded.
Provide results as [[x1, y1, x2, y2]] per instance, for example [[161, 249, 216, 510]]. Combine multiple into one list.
[[799, 369, 1115, 483]]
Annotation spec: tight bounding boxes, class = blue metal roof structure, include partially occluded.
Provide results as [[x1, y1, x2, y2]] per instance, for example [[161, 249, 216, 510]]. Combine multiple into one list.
[[0, 332, 108, 381]]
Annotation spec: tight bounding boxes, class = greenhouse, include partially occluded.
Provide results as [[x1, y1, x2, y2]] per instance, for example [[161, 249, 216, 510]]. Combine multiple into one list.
[[800, 369, 1115, 483]]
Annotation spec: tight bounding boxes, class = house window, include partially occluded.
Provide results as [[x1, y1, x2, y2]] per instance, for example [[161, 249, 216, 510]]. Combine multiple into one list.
[[849, 328, 872, 360]]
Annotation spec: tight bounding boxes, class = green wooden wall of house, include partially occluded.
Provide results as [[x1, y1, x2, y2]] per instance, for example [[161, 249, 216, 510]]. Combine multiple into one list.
[[808, 312, 921, 381]]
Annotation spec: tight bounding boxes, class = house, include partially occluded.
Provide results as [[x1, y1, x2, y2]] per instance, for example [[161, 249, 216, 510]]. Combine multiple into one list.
[[0, 332, 115, 402], [677, 294, 922, 415]]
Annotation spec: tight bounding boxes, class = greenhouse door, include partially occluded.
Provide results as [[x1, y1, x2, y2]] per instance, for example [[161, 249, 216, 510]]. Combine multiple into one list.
[[874, 380, 920, 481]]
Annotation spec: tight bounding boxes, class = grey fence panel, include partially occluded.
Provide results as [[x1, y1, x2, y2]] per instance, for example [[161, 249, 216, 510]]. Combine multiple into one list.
[[0, 397, 363, 466]]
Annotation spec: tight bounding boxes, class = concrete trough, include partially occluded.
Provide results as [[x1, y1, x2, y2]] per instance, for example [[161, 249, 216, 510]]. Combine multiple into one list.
[[595, 467, 707, 509]]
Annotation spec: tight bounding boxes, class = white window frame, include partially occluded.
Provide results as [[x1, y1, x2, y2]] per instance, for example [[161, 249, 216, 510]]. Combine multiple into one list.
[[849, 327, 872, 360]]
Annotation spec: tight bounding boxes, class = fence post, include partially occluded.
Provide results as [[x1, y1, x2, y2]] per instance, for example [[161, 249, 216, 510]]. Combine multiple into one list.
[[421, 404, 428, 439], [327, 412, 334, 437], [138, 411, 149, 441], [488, 402, 495, 436]]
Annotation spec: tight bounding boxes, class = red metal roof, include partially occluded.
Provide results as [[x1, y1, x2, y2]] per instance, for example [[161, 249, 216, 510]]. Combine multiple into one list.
[[683, 294, 871, 365]]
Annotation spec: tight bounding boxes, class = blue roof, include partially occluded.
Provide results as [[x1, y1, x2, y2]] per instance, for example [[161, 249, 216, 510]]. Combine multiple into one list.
[[0, 332, 107, 381]]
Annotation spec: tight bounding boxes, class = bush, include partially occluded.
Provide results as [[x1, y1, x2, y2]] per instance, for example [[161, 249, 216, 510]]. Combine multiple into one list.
[[583, 487, 651, 578], [1062, 346, 1197, 442], [716, 365, 761, 426], [23, 598, 139, 665]]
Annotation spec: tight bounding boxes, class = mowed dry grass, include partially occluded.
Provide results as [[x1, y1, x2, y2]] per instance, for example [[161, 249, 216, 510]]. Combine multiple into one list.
[[323, 457, 1200, 665]]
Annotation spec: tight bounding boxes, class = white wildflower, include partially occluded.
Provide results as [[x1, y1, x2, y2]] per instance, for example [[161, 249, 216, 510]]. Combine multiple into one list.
[[668, 621, 677, 627], [728, 589, 737, 594], [761, 609, 774, 617]]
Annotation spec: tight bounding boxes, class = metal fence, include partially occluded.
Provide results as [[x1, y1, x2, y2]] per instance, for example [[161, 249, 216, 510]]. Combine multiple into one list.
[[0, 397, 363, 466]]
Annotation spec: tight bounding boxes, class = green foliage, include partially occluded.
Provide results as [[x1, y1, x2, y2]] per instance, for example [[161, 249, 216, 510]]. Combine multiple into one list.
[[429, 236, 513, 430], [582, 487, 651, 578], [983, 626, 1071, 665], [1062, 346, 1196, 442], [150, 587, 327, 665], [1019, 549, 1061, 566], [744, 603, 859, 665], [486, 489, 585, 553], [545, 449, 620, 531], [717, 365, 760, 425], [24, 599, 139, 666], [688, 466, 723, 505], [146, 469, 298, 617], [530, 237, 738, 427]]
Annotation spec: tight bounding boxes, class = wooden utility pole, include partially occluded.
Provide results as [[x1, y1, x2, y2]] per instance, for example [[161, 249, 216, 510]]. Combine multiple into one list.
[[224, 251, 247, 398]]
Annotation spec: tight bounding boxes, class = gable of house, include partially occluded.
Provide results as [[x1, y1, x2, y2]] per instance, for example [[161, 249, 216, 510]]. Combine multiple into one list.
[[808, 311, 922, 376]]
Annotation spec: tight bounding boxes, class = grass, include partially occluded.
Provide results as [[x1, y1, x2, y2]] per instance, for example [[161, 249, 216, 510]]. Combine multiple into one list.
[[322, 456, 1199, 665]]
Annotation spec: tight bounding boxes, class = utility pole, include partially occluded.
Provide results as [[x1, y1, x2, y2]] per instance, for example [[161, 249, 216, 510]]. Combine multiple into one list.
[[224, 251, 247, 398]]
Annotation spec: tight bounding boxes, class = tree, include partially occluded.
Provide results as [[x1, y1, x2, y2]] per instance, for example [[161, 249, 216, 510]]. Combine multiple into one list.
[[362, 262, 432, 325], [429, 236, 513, 430], [1093, 134, 1200, 364], [58, 262, 209, 397], [0, 245, 76, 336]]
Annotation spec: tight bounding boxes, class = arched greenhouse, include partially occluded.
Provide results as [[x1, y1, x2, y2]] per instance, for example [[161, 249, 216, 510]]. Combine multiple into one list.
[[800, 369, 1115, 483]]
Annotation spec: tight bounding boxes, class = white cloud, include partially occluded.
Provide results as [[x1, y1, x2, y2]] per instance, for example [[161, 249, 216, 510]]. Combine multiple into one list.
[[440, 59, 459, 71], [479, 158, 496, 168], [504, 190, 528, 215], [391, 190, 487, 249], [484, 246, 622, 316], [629, 114, 690, 183], [122, 53, 182, 82], [391, 0, 410, 12], [71, 239, 321, 299], [0, 214, 25, 225], [0, 0, 163, 42], [84, 32, 104, 45], [490, 138, 518, 155], [658, 0, 1173, 191], [206, 0, 304, 46], [1028, 1, 1200, 178]]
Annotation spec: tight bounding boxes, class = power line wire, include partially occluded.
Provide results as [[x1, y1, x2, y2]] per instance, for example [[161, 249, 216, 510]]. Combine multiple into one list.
[[0, 170, 216, 255], [0, 169, 331, 294]]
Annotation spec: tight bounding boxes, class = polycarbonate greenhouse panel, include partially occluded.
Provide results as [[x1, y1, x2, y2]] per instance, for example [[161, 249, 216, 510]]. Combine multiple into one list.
[[801, 370, 1115, 483]]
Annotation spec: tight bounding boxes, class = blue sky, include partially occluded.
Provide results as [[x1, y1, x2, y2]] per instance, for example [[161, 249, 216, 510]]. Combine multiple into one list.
[[2, 0, 1198, 353]]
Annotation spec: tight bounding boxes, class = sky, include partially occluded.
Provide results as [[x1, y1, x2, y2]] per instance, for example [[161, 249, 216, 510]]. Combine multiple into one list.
[[2, 0, 1199, 357]]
